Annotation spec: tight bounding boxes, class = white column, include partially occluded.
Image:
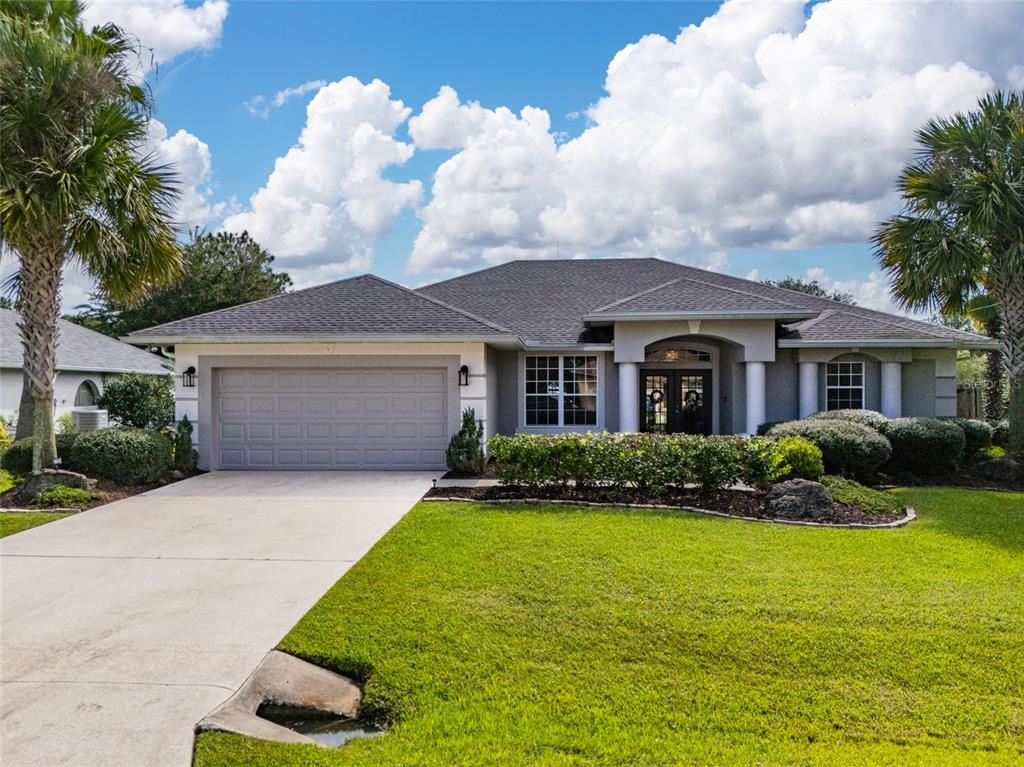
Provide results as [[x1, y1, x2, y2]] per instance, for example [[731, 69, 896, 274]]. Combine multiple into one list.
[[799, 362, 819, 418], [880, 362, 902, 418], [618, 362, 639, 433], [745, 361, 766, 435]]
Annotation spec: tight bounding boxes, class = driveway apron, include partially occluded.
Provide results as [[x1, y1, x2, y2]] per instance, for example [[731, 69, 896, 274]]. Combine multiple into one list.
[[0, 471, 436, 766]]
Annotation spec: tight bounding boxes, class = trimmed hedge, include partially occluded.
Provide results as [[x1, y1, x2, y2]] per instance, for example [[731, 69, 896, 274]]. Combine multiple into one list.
[[809, 409, 889, 431], [71, 428, 172, 485], [767, 420, 891, 479], [1, 434, 79, 475], [943, 418, 993, 455], [878, 417, 965, 474], [487, 433, 788, 494]]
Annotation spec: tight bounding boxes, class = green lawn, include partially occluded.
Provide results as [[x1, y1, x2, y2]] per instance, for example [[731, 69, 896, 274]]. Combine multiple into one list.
[[194, 488, 1024, 766], [0, 511, 68, 537]]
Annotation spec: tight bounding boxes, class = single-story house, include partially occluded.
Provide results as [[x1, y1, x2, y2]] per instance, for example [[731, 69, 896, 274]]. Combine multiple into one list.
[[125, 258, 995, 472], [1, 308, 169, 422]]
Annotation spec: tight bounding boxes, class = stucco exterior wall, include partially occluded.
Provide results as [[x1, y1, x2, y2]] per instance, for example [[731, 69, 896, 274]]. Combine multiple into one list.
[[173, 341, 489, 469], [613, 319, 777, 363], [1, 368, 110, 423], [765, 349, 799, 425]]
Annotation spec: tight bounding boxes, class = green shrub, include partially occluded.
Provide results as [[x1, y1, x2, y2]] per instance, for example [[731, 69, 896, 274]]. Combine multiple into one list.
[[879, 417, 965, 474], [0, 420, 11, 452], [446, 408, 486, 475], [984, 445, 1007, 459], [767, 420, 891, 479], [774, 436, 825, 481], [56, 413, 74, 435], [944, 418, 993, 455], [736, 437, 787, 489], [97, 373, 174, 430], [32, 484, 100, 509], [810, 409, 889, 431], [71, 428, 172, 484], [0, 468, 14, 493], [1, 434, 80, 474], [174, 416, 198, 472], [684, 437, 745, 491], [820, 475, 902, 516], [755, 421, 784, 437], [988, 419, 1009, 448]]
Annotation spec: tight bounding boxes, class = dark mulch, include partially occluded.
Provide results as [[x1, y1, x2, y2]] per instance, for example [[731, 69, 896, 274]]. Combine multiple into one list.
[[0, 470, 202, 510], [424, 485, 904, 525], [441, 462, 499, 480], [880, 466, 1023, 493]]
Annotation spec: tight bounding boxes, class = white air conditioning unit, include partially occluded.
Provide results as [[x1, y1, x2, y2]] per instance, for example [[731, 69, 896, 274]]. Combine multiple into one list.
[[72, 407, 108, 432]]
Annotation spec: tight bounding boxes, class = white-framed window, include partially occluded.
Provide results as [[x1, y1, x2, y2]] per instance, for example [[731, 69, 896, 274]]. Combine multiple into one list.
[[826, 361, 864, 410], [525, 355, 598, 426]]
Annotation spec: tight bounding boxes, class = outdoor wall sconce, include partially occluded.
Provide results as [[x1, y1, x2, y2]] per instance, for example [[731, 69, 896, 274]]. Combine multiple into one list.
[[182, 366, 197, 388], [458, 365, 470, 386]]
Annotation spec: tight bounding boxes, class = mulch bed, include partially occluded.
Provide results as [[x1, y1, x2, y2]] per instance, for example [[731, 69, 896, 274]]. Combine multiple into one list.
[[0, 471, 201, 511], [424, 485, 905, 526]]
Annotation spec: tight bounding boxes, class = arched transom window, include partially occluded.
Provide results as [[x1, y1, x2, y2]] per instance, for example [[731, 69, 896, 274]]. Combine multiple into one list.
[[645, 348, 711, 363]]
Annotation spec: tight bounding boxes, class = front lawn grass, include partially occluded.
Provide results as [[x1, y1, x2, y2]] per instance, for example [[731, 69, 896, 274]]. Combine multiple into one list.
[[0, 511, 68, 538], [194, 488, 1023, 766]]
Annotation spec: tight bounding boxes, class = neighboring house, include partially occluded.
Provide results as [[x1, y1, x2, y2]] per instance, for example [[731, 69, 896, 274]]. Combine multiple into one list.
[[125, 258, 995, 472], [0, 308, 169, 421]]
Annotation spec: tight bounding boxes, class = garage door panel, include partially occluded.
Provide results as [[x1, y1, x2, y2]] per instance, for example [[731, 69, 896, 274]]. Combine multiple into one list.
[[217, 367, 448, 470]]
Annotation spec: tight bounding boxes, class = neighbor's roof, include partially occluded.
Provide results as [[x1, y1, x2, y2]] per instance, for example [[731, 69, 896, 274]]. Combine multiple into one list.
[[127, 274, 516, 342], [0, 309, 168, 374], [420, 258, 993, 347]]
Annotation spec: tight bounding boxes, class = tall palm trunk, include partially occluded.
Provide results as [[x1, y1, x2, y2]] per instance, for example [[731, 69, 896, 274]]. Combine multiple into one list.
[[990, 264, 1024, 455], [983, 315, 1005, 420], [15, 370, 34, 440], [17, 235, 63, 471]]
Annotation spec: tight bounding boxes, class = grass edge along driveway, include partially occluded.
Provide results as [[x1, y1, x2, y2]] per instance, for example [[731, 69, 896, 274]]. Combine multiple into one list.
[[194, 487, 1023, 766]]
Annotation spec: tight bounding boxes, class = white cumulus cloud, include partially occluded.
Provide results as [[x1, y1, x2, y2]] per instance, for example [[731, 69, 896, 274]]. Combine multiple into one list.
[[222, 77, 422, 285], [145, 118, 223, 228], [407, 0, 1023, 277], [81, 0, 228, 75]]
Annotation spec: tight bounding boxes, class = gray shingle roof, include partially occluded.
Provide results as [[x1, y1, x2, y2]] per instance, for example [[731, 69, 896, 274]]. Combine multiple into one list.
[[128, 274, 513, 340], [0, 309, 168, 374], [420, 257, 990, 346]]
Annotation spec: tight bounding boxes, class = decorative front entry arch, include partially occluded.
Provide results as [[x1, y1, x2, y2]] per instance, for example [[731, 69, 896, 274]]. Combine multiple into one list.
[[639, 341, 715, 435]]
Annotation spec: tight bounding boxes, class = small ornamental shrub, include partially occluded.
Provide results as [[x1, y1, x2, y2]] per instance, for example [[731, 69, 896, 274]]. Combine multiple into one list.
[[683, 436, 745, 491], [988, 419, 1009, 448], [820, 475, 902, 516], [174, 416, 198, 472], [735, 437, 786, 489], [1, 435, 79, 474], [879, 417, 965, 474], [32, 484, 100, 509], [71, 428, 172, 484], [774, 436, 825, 481], [0, 420, 12, 452], [446, 408, 486, 476], [97, 373, 174, 430], [984, 445, 1007, 459], [810, 409, 889, 431], [56, 413, 74, 435], [943, 418, 993, 455], [767, 420, 891, 479], [755, 421, 784, 437]]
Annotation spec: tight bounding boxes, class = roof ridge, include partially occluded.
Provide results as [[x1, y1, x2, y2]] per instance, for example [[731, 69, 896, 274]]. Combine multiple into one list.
[[591, 279, 681, 312], [670, 273, 806, 308], [365, 274, 516, 335]]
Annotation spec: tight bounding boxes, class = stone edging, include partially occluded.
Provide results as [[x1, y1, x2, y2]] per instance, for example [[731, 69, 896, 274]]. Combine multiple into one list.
[[0, 507, 81, 514], [423, 496, 917, 529]]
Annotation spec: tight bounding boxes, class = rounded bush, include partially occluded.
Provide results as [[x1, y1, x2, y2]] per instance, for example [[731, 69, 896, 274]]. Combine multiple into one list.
[[97, 373, 174, 430], [775, 436, 825, 481], [879, 417, 965, 474], [32, 484, 100, 509], [988, 419, 1009, 448], [71, 428, 172, 485], [767, 420, 891, 479], [1, 435, 80, 474], [944, 418, 993, 455], [809, 409, 889, 431]]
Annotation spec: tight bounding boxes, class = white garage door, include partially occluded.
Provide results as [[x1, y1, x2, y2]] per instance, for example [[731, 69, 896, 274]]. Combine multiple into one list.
[[216, 368, 448, 470]]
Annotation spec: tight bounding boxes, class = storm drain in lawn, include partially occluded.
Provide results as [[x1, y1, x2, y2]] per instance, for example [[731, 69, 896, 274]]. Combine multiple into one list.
[[255, 703, 383, 748]]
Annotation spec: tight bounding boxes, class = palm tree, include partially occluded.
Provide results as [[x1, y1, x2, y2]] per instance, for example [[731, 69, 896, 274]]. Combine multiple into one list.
[[1, 0, 182, 470], [875, 91, 1024, 455], [963, 294, 1006, 420]]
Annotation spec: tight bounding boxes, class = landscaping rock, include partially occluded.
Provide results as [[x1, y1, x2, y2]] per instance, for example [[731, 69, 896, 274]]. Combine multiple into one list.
[[765, 479, 835, 520], [979, 456, 1022, 483], [21, 469, 94, 498]]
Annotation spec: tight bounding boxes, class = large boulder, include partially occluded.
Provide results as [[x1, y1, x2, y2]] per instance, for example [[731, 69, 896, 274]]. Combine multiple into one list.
[[765, 479, 835, 520], [21, 469, 94, 499], [979, 457, 1022, 483]]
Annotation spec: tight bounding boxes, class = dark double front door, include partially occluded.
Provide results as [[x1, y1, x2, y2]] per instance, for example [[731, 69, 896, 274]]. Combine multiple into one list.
[[641, 370, 711, 435]]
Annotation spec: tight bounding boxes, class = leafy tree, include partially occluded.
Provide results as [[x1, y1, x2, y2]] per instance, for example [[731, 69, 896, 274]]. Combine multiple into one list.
[[1, 1, 182, 470], [874, 91, 1024, 454], [97, 373, 174, 430], [79, 230, 292, 337], [761, 276, 856, 305]]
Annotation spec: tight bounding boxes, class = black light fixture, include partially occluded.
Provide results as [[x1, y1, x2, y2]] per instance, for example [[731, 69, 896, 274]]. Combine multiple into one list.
[[458, 364, 469, 386], [182, 366, 197, 388]]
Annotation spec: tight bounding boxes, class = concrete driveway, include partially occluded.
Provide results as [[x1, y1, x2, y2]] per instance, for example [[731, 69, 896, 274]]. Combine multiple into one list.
[[1, 471, 436, 766]]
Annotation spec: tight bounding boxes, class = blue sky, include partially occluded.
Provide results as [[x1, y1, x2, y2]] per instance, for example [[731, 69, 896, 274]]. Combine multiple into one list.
[[46, 1, 1024, 309]]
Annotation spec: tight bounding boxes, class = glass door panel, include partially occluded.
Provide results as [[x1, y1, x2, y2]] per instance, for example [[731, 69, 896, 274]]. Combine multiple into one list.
[[643, 374, 669, 432]]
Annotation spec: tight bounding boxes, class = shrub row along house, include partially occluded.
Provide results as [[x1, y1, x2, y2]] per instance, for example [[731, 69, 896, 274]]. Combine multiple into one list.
[[0, 309, 168, 423], [125, 258, 995, 471]]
